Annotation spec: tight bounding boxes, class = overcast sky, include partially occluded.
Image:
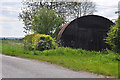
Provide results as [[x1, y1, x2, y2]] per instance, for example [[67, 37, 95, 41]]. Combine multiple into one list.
[[0, 0, 119, 37]]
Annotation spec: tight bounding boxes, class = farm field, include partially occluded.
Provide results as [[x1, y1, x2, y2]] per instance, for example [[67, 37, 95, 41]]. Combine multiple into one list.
[[1, 39, 120, 78]]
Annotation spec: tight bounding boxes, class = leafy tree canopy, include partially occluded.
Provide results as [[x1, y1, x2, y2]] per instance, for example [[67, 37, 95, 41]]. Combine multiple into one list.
[[105, 16, 120, 53], [31, 8, 64, 38], [19, 0, 96, 35]]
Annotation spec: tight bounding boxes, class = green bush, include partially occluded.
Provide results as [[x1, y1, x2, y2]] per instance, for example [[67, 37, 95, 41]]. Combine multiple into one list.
[[105, 16, 120, 53], [23, 34, 57, 51], [23, 34, 35, 50]]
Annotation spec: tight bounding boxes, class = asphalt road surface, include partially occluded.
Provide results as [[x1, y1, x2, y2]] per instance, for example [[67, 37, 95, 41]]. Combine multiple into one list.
[[1, 54, 100, 78]]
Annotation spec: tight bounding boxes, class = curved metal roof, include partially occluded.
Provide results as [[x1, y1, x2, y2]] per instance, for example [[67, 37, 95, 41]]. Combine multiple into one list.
[[57, 15, 114, 41]]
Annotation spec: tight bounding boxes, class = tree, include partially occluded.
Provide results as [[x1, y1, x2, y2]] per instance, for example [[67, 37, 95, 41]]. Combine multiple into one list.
[[75, 0, 96, 17], [31, 8, 64, 38], [105, 16, 120, 53], [19, 0, 96, 35]]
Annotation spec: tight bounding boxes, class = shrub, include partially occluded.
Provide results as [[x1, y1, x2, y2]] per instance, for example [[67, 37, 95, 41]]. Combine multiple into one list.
[[105, 16, 120, 53], [23, 34, 57, 51], [23, 34, 35, 50]]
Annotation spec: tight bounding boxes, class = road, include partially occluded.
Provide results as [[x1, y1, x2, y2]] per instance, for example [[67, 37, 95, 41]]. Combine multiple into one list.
[[1, 54, 100, 78]]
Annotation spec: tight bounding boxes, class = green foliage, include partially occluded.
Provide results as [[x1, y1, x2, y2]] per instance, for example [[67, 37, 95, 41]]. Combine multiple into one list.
[[2, 40, 119, 78], [23, 34, 57, 51], [105, 16, 120, 53], [23, 34, 36, 50], [32, 34, 57, 51], [19, 1, 96, 34], [31, 8, 64, 38]]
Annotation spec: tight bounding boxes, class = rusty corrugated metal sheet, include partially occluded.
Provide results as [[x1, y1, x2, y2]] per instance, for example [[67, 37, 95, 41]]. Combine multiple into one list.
[[57, 22, 70, 41]]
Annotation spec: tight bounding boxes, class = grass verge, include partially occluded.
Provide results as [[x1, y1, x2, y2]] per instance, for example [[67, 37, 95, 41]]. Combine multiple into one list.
[[1, 40, 120, 78]]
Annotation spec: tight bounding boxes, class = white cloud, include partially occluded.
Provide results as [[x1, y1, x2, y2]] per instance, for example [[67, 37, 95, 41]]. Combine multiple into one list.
[[92, 0, 119, 5], [0, 21, 25, 37], [92, 0, 119, 20], [94, 7, 118, 20], [0, 0, 24, 37], [0, 25, 2, 37], [0, 0, 20, 2], [0, 6, 21, 13], [0, 14, 19, 22]]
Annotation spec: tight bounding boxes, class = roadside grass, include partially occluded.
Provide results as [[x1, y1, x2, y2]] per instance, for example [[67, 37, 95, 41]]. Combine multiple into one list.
[[1, 40, 120, 78]]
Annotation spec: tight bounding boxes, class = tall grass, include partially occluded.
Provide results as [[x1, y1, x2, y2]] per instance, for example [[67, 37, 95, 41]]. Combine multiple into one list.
[[1, 40, 120, 78]]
